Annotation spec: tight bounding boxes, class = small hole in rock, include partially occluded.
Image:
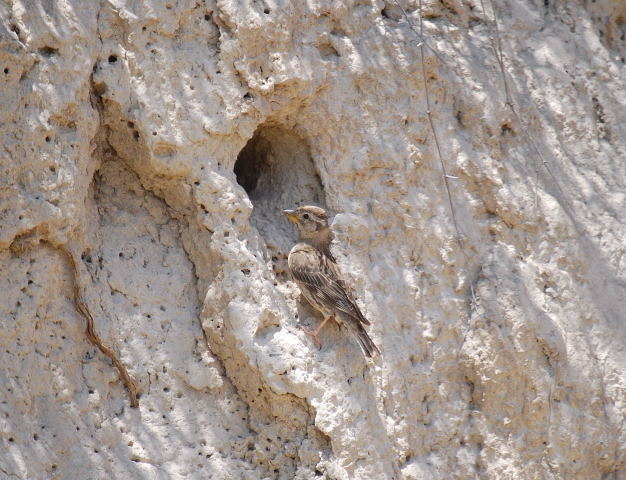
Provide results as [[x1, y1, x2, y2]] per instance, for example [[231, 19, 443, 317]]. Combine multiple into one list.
[[264, 8, 270, 14], [381, 5, 402, 21], [317, 42, 339, 58], [4, 68, 9, 74], [108, 55, 118, 63], [39, 46, 59, 57]]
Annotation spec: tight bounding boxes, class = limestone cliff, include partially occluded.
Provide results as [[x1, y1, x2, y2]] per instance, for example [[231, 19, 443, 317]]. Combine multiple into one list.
[[0, 0, 624, 478]]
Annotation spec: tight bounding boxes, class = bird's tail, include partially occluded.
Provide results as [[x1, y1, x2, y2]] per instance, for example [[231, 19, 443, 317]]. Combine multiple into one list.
[[353, 323, 380, 358]]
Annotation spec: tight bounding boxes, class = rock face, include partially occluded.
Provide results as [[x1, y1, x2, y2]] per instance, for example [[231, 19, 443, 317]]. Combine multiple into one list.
[[1, 0, 624, 478]]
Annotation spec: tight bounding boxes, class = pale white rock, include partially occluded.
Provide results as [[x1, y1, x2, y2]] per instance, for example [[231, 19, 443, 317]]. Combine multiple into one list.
[[0, 0, 625, 479]]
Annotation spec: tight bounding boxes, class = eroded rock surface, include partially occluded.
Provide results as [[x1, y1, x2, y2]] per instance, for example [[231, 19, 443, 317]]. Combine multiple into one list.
[[1, 0, 624, 478]]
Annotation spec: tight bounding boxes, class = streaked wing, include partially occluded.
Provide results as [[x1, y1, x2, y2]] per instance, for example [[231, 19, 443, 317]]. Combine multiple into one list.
[[289, 245, 370, 326]]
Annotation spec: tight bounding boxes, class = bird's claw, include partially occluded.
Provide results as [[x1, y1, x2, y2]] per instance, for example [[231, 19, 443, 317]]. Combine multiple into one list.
[[299, 315, 334, 350], [299, 325, 322, 350]]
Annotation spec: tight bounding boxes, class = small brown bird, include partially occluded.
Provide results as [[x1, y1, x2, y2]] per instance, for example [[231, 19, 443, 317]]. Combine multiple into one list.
[[283, 206, 380, 357]]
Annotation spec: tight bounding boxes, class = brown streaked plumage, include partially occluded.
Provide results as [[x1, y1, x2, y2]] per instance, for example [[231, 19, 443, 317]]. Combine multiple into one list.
[[283, 206, 380, 357]]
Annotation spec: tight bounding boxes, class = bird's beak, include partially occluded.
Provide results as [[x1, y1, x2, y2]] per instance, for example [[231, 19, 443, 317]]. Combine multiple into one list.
[[283, 209, 299, 223]]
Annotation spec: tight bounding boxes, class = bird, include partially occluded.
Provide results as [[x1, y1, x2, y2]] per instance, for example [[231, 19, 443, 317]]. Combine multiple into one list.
[[283, 206, 380, 357]]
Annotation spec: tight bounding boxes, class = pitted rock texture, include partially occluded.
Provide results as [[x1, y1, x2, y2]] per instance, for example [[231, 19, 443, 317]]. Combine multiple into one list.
[[1, 0, 624, 479]]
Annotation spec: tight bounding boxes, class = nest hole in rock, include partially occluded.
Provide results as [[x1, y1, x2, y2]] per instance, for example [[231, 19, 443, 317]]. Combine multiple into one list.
[[234, 125, 326, 264]]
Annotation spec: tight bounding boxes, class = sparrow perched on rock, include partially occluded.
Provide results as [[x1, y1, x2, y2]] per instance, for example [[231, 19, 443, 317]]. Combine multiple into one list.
[[283, 206, 380, 357]]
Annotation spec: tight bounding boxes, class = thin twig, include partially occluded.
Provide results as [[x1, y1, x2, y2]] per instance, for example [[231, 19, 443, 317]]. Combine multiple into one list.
[[391, 0, 468, 260], [61, 247, 139, 408], [417, 22, 462, 248], [481, 0, 566, 203], [380, 0, 485, 326], [413, 0, 478, 309]]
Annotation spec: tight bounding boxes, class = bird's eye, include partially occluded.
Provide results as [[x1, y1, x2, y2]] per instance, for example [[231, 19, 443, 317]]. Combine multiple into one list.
[[303, 213, 309, 219]]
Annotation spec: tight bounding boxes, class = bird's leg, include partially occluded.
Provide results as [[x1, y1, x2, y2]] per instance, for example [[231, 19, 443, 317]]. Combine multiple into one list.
[[300, 315, 334, 349]]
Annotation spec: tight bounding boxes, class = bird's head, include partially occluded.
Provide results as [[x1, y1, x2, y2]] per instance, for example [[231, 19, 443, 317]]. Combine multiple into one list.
[[283, 205, 329, 240]]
